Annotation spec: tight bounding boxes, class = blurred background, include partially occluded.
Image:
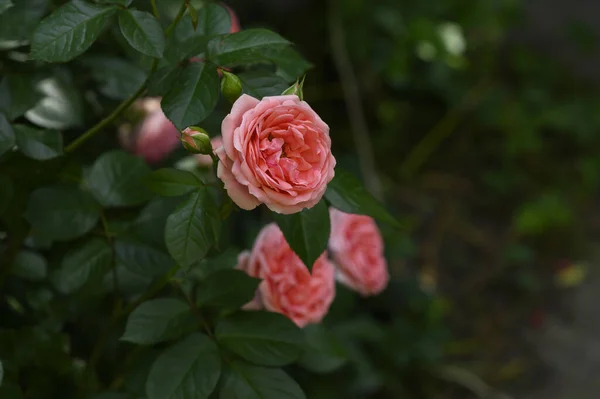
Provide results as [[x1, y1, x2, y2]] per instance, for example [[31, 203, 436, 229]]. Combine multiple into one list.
[[225, 0, 600, 397]]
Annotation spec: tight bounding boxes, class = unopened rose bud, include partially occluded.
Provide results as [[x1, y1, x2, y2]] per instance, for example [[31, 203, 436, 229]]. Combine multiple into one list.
[[281, 76, 305, 101], [220, 70, 243, 104], [181, 127, 212, 155]]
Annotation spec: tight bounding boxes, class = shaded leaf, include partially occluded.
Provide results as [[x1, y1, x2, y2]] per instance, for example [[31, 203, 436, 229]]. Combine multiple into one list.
[[87, 150, 152, 207], [219, 361, 305, 399], [161, 61, 220, 130], [121, 298, 196, 345], [298, 325, 347, 373], [274, 199, 330, 271], [325, 168, 401, 228], [165, 188, 221, 267], [118, 9, 165, 58], [207, 29, 290, 67], [0, 112, 14, 157], [12, 250, 47, 281], [53, 238, 112, 294], [238, 70, 289, 99], [82, 56, 147, 100], [145, 168, 202, 197], [146, 333, 221, 399], [115, 240, 174, 278], [216, 311, 304, 366], [25, 75, 83, 130], [13, 125, 62, 160], [31, 0, 117, 62], [195, 269, 260, 312], [25, 186, 101, 241]]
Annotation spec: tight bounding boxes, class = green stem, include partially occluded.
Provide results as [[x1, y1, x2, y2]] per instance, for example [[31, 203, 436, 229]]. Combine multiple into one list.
[[65, 83, 147, 153], [65, 0, 189, 153], [150, 0, 159, 19], [166, 1, 189, 37]]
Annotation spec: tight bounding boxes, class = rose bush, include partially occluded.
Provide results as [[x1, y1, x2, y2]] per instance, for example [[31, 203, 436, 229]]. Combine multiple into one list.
[[0, 1, 405, 399]]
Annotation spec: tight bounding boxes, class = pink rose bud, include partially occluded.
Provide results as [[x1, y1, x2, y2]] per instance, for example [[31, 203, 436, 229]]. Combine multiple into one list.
[[241, 223, 335, 327], [216, 94, 336, 214], [329, 209, 389, 296], [220, 70, 243, 104], [124, 97, 181, 164], [195, 136, 224, 167], [181, 127, 212, 154]]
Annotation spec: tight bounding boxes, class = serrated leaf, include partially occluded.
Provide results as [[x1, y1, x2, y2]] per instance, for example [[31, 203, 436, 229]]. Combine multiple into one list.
[[12, 250, 47, 281], [0, 0, 48, 43], [87, 150, 152, 207], [146, 333, 221, 399], [238, 70, 289, 99], [298, 324, 347, 373], [53, 238, 112, 294], [165, 188, 221, 267], [25, 186, 101, 241], [219, 361, 305, 399], [216, 311, 304, 367], [325, 168, 401, 228], [115, 240, 174, 278], [121, 298, 196, 345], [0, 112, 14, 157], [118, 9, 165, 58], [274, 199, 329, 271], [207, 29, 290, 67], [161, 61, 220, 130], [164, 5, 230, 63], [147, 65, 181, 97], [30, 0, 118, 62], [82, 56, 147, 100], [145, 168, 202, 197], [14, 125, 63, 160], [195, 269, 260, 312]]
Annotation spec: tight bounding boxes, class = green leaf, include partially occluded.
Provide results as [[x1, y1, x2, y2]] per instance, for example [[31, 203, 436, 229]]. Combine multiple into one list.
[[0, 113, 15, 157], [87, 150, 152, 207], [25, 75, 83, 130], [188, 3, 198, 30], [325, 168, 401, 228], [238, 71, 289, 99], [0, 174, 13, 215], [165, 188, 221, 267], [0, 0, 47, 43], [146, 333, 221, 399], [298, 325, 347, 373], [118, 9, 165, 58], [11, 250, 47, 281], [131, 197, 180, 247], [115, 240, 174, 278], [0, 1, 13, 15], [161, 61, 220, 130], [0, 74, 40, 120], [219, 361, 305, 399], [274, 199, 330, 271], [53, 238, 112, 294], [147, 66, 181, 97], [216, 311, 304, 367], [191, 248, 239, 279], [207, 29, 290, 67], [146, 168, 203, 197], [95, 0, 132, 6], [13, 125, 63, 160], [25, 186, 101, 241], [121, 298, 196, 345], [30, 0, 117, 62], [269, 47, 314, 83], [82, 56, 147, 100], [195, 269, 260, 312], [164, 5, 230, 63]]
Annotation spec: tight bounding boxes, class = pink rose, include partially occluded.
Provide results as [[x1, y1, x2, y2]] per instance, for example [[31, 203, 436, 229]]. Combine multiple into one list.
[[217, 94, 336, 214], [195, 136, 223, 167], [329, 209, 389, 296], [240, 223, 336, 327], [221, 3, 241, 33], [120, 97, 180, 164]]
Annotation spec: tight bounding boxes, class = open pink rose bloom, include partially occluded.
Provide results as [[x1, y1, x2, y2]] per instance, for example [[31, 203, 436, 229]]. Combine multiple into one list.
[[329, 209, 389, 296], [237, 223, 336, 327], [217, 94, 336, 214]]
